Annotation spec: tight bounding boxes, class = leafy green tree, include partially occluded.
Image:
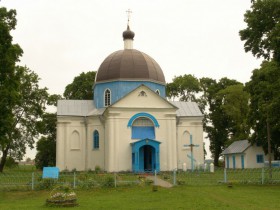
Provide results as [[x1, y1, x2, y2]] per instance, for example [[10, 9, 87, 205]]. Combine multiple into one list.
[[166, 82, 179, 101], [239, 0, 280, 62], [4, 156, 18, 168], [0, 66, 49, 172], [167, 74, 201, 102], [200, 77, 246, 166], [0, 7, 49, 172], [246, 61, 280, 164], [63, 71, 96, 100], [0, 7, 23, 171], [216, 84, 250, 143], [35, 113, 57, 169]]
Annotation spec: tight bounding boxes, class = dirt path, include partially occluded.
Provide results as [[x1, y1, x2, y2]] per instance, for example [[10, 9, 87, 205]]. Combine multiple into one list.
[[146, 176, 173, 188]]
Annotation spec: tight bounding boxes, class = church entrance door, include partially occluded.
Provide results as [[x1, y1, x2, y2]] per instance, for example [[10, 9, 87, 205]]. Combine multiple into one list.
[[141, 145, 155, 172], [131, 139, 161, 173]]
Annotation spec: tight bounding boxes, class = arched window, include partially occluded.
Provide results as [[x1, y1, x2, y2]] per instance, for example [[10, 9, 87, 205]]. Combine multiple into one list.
[[132, 117, 155, 139], [182, 131, 191, 147], [71, 131, 80, 150], [155, 89, 160, 95], [104, 89, 111, 107], [93, 130, 99, 149]]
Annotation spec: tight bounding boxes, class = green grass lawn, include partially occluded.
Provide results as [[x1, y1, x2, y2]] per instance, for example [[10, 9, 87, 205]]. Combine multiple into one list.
[[1, 185, 280, 210]]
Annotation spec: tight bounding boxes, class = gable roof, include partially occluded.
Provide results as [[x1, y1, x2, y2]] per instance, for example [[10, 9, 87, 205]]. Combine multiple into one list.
[[110, 84, 178, 109], [57, 100, 105, 116], [170, 101, 203, 117], [221, 140, 251, 155], [57, 87, 203, 118]]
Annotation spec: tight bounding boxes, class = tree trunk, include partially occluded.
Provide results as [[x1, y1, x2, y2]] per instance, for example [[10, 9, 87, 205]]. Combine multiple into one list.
[[0, 146, 9, 173], [214, 152, 220, 167]]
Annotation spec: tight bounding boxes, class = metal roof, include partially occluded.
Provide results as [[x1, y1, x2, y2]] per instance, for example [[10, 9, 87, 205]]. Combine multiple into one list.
[[221, 140, 251, 155], [170, 101, 203, 117], [95, 49, 165, 84], [57, 100, 105, 116], [57, 100, 203, 118]]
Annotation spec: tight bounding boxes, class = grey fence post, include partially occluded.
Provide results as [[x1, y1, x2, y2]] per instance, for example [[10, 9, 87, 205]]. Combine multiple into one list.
[[224, 168, 227, 183], [173, 169, 176, 185], [262, 167, 264, 185], [73, 172, 76, 189], [114, 173, 117, 188], [31, 172, 34, 190]]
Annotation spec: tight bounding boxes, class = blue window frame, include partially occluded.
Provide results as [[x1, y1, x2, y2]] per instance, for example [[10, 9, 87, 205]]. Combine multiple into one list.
[[226, 156, 229, 169], [256, 154, 264, 163], [232, 155, 236, 169], [93, 130, 99, 149], [104, 89, 111, 107], [241, 155, 244, 169]]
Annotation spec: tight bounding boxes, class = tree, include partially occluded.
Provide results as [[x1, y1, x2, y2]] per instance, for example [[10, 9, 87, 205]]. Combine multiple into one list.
[[0, 8, 49, 172], [239, 0, 280, 62], [0, 7, 23, 171], [166, 74, 201, 102], [35, 113, 57, 169], [0, 66, 49, 172], [200, 77, 246, 166], [246, 61, 280, 168], [216, 84, 250, 143], [63, 71, 96, 100]]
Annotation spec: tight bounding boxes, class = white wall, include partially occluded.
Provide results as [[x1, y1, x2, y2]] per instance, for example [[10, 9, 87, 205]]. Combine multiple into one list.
[[177, 117, 204, 170]]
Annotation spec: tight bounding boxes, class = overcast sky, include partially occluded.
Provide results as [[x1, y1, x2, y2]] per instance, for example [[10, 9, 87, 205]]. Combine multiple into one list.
[[1, 0, 262, 159]]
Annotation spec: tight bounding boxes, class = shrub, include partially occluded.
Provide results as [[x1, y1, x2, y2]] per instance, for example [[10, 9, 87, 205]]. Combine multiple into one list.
[[46, 184, 78, 207], [37, 178, 58, 190], [5, 156, 18, 168], [102, 176, 115, 187], [95, 165, 101, 174]]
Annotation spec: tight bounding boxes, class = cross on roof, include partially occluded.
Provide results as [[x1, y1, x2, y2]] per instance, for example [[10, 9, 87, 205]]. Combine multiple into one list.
[[126, 9, 132, 25]]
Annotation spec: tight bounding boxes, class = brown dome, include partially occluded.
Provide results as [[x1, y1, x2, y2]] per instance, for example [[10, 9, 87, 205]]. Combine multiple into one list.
[[95, 49, 166, 84], [123, 25, 135, 40]]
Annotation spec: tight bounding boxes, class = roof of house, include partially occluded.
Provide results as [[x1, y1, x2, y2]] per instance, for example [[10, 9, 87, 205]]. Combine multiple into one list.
[[221, 140, 251, 155], [57, 100, 203, 117]]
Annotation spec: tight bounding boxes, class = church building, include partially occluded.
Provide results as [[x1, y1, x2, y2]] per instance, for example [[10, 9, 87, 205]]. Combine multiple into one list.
[[56, 23, 204, 172]]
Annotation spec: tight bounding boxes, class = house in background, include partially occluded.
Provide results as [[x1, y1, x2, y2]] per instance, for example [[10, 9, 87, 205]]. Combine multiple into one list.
[[221, 140, 272, 169]]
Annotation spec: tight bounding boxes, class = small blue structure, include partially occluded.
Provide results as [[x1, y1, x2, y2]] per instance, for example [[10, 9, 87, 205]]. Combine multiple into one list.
[[43, 167, 59, 179]]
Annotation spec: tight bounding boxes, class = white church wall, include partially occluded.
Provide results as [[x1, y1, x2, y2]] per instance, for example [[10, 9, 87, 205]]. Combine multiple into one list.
[[57, 117, 85, 171], [56, 122, 66, 170], [157, 113, 177, 171], [87, 116, 105, 171], [103, 107, 178, 172], [177, 117, 204, 170], [104, 111, 134, 172]]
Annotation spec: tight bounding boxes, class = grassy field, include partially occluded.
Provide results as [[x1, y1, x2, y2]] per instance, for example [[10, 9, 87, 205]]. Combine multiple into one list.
[[0, 185, 280, 209]]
